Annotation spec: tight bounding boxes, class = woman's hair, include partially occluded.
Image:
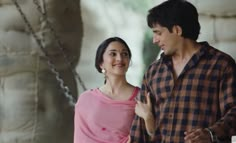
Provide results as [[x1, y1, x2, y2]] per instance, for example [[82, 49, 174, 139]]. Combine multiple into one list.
[[95, 37, 132, 73], [147, 0, 200, 40]]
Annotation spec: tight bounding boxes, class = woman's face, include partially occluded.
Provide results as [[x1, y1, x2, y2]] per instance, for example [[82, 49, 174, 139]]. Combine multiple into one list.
[[100, 41, 130, 76]]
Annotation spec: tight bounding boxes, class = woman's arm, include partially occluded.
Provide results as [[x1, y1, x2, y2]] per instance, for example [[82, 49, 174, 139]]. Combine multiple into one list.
[[135, 93, 156, 138]]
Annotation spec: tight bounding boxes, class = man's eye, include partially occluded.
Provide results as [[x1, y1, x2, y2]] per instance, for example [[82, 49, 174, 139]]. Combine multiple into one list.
[[156, 32, 161, 35], [154, 31, 161, 36]]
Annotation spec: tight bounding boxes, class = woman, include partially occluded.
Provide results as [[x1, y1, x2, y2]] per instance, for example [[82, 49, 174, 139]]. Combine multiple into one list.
[[74, 37, 140, 143]]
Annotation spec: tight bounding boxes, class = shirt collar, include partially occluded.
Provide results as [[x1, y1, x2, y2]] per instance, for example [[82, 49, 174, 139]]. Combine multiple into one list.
[[159, 41, 210, 76]]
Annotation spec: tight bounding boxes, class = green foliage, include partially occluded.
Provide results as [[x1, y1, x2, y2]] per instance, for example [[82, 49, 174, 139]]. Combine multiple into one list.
[[142, 30, 160, 72], [120, 0, 152, 13]]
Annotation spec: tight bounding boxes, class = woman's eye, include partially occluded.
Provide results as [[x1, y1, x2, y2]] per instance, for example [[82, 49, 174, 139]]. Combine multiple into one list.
[[110, 52, 116, 56], [122, 52, 129, 57]]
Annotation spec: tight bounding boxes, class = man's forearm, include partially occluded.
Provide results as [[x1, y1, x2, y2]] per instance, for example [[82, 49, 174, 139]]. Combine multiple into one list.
[[210, 106, 236, 139]]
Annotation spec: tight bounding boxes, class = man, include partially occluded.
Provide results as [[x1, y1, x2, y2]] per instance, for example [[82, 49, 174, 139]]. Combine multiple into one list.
[[130, 0, 236, 142]]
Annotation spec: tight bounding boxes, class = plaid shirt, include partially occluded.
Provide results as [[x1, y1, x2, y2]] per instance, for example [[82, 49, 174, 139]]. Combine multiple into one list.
[[130, 42, 236, 143]]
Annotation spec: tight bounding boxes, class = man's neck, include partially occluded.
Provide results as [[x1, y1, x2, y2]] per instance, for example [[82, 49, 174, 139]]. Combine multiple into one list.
[[172, 40, 199, 62], [171, 40, 200, 78]]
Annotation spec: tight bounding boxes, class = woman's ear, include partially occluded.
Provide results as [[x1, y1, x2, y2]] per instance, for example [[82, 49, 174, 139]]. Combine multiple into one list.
[[172, 25, 182, 36], [100, 63, 104, 70], [100, 64, 105, 72]]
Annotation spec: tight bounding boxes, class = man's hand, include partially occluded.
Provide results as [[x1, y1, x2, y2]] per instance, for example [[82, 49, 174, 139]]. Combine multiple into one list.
[[184, 128, 212, 143]]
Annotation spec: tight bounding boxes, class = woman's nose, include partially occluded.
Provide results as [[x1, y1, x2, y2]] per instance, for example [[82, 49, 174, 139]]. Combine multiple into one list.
[[116, 54, 122, 61]]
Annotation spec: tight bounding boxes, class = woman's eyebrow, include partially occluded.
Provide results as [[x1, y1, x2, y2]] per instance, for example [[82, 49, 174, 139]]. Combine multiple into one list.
[[108, 49, 128, 52]]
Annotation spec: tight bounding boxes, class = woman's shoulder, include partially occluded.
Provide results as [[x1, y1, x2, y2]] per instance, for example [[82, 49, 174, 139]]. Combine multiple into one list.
[[128, 86, 140, 100], [131, 85, 140, 91], [130, 85, 140, 93], [80, 88, 99, 97], [75, 88, 99, 106], [132, 86, 140, 93]]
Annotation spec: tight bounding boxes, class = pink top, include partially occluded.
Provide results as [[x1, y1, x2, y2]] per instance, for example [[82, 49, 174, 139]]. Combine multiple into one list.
[[74, 87, 140, 143]]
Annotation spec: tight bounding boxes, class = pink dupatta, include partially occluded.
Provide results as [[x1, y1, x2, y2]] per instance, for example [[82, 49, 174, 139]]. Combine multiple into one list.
[[74, 87, 140, 143]]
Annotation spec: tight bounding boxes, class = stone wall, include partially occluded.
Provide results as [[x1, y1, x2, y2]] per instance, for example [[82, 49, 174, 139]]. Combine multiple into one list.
[[193, 0, 236, 60]]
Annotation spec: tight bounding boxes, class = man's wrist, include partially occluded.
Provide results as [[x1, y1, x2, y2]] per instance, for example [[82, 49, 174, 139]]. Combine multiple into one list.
[[205, 128, 214, 142], [205, 128, 220, 143]]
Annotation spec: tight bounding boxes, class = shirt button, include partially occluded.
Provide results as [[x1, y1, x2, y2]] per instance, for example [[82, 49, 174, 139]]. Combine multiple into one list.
[[169, 114, 173, 118], [167, 131, 171, 136]]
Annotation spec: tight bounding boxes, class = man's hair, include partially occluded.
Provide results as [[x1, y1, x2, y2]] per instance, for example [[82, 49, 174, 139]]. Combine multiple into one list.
[[147, 0, 200, 40]]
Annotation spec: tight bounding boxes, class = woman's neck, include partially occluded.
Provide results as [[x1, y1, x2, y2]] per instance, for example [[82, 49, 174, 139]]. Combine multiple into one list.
[[102, 76, 129, 96]]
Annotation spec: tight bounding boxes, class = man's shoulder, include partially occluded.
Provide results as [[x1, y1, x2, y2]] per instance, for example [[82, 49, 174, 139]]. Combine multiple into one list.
[[147, 58, 163, 70], [201, 42, 235, 63]]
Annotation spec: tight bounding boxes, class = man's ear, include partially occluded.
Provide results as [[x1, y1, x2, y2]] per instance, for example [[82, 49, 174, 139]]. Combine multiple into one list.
[[172, 25, 182, 36]]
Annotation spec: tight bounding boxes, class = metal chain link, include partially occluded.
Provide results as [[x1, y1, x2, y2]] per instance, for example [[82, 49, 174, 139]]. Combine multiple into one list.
[[11, 0, 84, 106]]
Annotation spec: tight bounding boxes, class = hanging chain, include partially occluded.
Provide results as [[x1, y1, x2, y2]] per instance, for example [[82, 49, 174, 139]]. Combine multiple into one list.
[[11, 0, 86, 106], [32, 0, 87, 91]]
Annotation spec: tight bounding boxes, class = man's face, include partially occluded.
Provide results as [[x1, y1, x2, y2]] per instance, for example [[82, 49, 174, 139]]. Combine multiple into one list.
[[151, 24, 181, 56]]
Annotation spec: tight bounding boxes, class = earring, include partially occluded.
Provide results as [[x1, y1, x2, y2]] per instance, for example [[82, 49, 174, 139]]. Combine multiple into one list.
[[101, 69, 106, 74], [101, 69, 107, 81]]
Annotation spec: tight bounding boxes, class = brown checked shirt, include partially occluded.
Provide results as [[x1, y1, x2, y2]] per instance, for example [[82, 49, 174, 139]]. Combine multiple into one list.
[[130, 42, 236, 143]]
